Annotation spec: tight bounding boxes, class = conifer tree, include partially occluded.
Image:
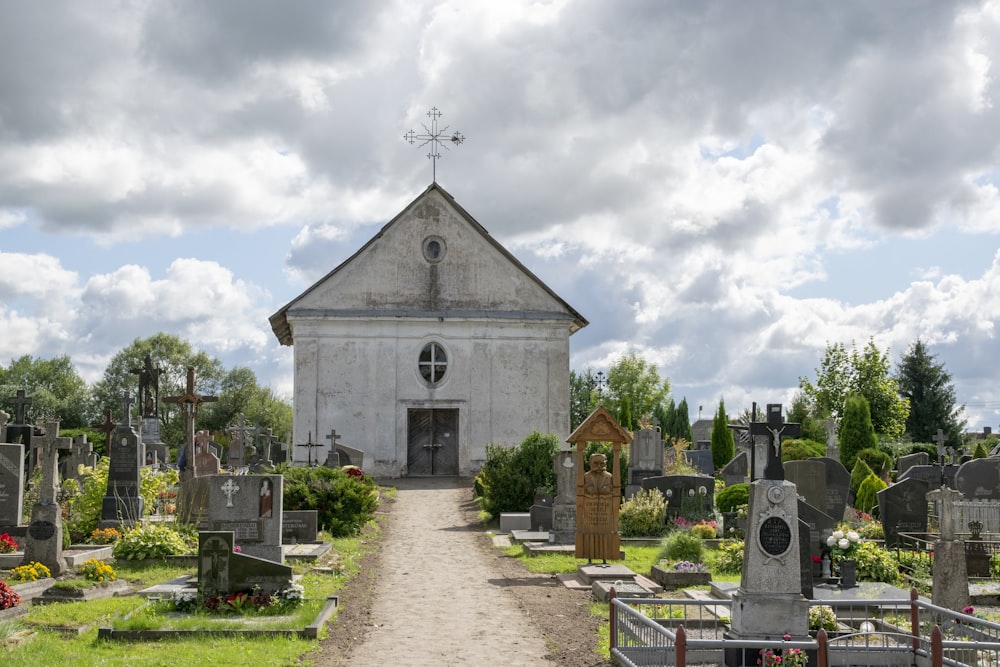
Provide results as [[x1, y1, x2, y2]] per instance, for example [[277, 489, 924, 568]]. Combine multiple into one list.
[[711, 398, 735, 470], [839, 394, 877, 471]]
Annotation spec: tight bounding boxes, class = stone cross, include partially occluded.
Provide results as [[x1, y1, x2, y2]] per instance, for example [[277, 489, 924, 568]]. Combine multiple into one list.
[[31, 421, 72, 504], [935, 429, 947, 463], [8, 389, 32, 424], [119, 391, 136, 429], [750, 403, 801, 481], [296, 431, 324, 466], [226, 413, 256, 465], [326, 428, 341, 461], [928, 486, 965, 541], [220, 478, 240, 508], [163, 366, 218, 479]]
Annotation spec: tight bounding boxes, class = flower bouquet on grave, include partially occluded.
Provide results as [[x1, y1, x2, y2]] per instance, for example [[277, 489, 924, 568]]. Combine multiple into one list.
[[759, 635, 808, 666], [0, 533, 18, 554], [0, 581, 22, 610], [826, 529, 860, 571]]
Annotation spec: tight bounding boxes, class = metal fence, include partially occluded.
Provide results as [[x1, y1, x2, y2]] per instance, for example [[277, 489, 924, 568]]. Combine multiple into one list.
[[609, 588, 1000, 667]]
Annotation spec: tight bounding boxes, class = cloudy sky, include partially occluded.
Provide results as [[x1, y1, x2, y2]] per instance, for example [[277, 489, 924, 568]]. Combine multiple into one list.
[[2, 1, 999, 431]]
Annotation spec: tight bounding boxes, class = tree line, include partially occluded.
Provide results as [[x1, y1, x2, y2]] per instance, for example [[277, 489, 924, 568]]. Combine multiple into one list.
[[0, 333, 292, 452]]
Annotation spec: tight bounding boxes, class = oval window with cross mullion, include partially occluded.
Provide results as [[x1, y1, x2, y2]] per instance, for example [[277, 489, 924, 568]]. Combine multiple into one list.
[[419, 342, 448, 385]]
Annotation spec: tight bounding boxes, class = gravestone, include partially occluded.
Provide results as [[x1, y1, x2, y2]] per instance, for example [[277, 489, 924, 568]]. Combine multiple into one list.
[[899, 463, 958, 489], [207, 474, 284, 563], [749, 404, 801, 482], [929, 486, 970, 611], [194, 430, 221, 477], [551, 449, 576, 544], [814, 457, 851, 521], [823, 417, 839, 460], [99, 394, 145, 529], [955, 458, 1000, 502], [0, 441, 25, 528], [725, 479, 809, 658], [4, 390, 34, 453], [897, 452, 929, 478], [641, 474, 715, 521], [799, 518, 813, 599], [198, 531, 292, 599], [797, 499, 834, 578], [682, 449, 713, 476], [628, 428, 663, 486], [784, 459, 827, 511], [721, 451, 749, 487], [62, 434, 98, 481], [877, 477, 930, 547], [23, 421, 72, 576], [529, 495, 554, 532], [334, 442, 364, 469], [0, 409, 7, 442], [164, 366, 218, 482], [282, 510, 319, 543], [226, 414, 254, 468]]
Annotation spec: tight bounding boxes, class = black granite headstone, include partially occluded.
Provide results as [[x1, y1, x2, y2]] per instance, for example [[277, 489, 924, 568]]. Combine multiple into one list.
[[877, 477, 930, 547]]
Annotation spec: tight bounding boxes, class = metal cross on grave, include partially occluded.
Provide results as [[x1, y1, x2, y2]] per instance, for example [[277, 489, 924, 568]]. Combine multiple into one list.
[[31, 421, 72, 505], [163, 366, 218, 479], [296, 431, 324, 467], [91, 409, 118, 455], [749, 403, 801, 481], [403, 106, 465, 182], [8, 389, 32, 425], [220, 478, 240, 508]]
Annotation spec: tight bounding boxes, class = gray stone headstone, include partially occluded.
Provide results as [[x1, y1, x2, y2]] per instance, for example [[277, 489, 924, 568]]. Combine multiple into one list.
[[814, 457, 851, 522], [62, 434, 98, 481], [100, 424, 145, 529], [198, 531, 292, 598], [877, 477, 930, 547], [682, 449, 714, 476], [0, 442, 25, 528], [551, 449, 576, 544], [208, 474, 284, 563], [24, 421, 72, 576], [897, 452, 930, 478], [784, 459, 827, 511], [281, 510, 319, 543], [641, 474, 714, 520], [799, 519, 813, 599], [797, 499, 834, 577], [529, 502, 554, 532], [334, 443, 364, 469], [628, 428, 663, 485], [955, 458, 1000, 502], [721, 451, 749, 487], [899, 464, 958, 489]]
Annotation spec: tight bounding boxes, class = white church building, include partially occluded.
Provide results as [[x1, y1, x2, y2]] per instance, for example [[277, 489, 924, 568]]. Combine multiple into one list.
[[270, 183, 588, 477]]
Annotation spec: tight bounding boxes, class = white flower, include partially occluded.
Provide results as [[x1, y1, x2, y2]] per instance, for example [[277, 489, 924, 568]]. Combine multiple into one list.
[[847, 531, 860, 542], [826, 535, 836, 547], [838, 538, 850, 550], [832, 530, 844, 540]]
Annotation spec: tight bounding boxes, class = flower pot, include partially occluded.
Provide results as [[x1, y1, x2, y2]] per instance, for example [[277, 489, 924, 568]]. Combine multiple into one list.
[[839, 559, 857, 589], [650, 564, 711, 588]]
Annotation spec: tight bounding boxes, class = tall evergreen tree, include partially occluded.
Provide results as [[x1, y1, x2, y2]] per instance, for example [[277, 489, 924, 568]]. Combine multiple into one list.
[[895, 339, 965, 447], [710, 398, 735, 470], [674, 398, 694, 444], [839, 393, 877, 471]]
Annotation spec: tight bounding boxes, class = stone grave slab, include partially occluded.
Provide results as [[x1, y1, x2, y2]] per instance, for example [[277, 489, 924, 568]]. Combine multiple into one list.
[[529, 501, 553, 532], [898, 452, 929, 477], [797, 499, 835, 577], [578, 563, 636, 582], [956, 458, 1000, 501], [682, 449, 714, 476], [282, 510, 319, 544], [641, 474, 715, 519], [198, 531, 292, 598], [510, 530, 549, 543], [814, 457, 851, 521], [284, 541, 333, 561], [207, 474, 283, 563], [0, 442, 24, 528], [499, 512, 532, 532], [878, 477, 930, 547], [592, 579, 654, 602], [100, 422, 144, 529], [899, 464, 958, 489], [628, 428, 663, 484], [334, 443, 364, 469], [784, 459, 827, 511], [721, 451, 749, 487], [551, 449, 577, 544]]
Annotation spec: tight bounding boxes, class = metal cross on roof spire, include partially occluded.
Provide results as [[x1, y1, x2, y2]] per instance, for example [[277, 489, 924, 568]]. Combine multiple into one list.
[[403, 106, 465, 182]]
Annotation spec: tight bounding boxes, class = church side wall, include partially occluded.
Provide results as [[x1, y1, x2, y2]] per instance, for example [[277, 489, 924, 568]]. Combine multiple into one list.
[[289, 316, 571, 477]]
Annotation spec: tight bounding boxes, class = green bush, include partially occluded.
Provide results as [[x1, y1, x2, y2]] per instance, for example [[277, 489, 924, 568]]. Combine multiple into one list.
[[281, 466, 378, 537], [711, 539, 744, 575], [854, 541, 900, 584], [619, 489, 668, 537], [849, 458, 874, 495], [974, 442, 989, 459], [856, 448, 892, 477], [658, 530, 704, 564], [781, 439, 825, 462], [477, 432, 560, 517], [855, 474, 887, 516], [113, 524, 189, 560], [716, 483, 749, 514]]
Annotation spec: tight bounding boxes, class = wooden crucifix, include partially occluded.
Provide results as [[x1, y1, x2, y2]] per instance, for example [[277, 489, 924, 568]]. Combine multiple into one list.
[[91, 409, 118, 455], [749, 403, 801, 481], [163, 366, 218, 481]]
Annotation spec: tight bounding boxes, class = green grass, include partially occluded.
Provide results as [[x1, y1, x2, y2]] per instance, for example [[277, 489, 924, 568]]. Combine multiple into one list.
[[502, 544, 664, 576], [114, 559, 193, 588], [50, 579, 99, 590], [111, 599, 326, 632], [24, 596, 146, 628]]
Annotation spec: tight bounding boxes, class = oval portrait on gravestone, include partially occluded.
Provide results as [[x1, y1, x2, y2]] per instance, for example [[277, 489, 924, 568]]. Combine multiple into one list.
[[28, 520, 56, 541], [758, 516, 792, 557]]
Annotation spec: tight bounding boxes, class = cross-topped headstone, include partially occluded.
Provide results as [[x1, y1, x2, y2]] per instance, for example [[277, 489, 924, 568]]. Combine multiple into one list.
[[119, 391, 135, 430], [403, 106, 465, 182], [296, 431, 323, 467], [8, 389, 32, 425], [31, 421, 72, 504], [226, 413, 256, 467], [164, 366, 218, 480], [935, 428, 947, 462], [750, 403, 801, 481], [928, 486, 964, 541]]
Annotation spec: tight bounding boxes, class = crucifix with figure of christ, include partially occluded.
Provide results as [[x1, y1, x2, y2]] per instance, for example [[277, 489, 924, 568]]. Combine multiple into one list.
[[296, 431, 324, 467], [163, 367, 218, 481], [749, 403, 801, 481]]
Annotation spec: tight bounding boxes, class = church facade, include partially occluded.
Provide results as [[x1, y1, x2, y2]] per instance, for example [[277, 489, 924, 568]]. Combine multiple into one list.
[[270, 184, 587, 477]]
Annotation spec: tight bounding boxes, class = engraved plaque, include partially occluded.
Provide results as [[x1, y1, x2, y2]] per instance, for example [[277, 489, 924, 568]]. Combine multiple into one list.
[[759, 516, 792, 556]]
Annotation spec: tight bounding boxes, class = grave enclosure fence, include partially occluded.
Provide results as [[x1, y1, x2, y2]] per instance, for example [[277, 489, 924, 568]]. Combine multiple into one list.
[[608, 588, 1000, 667]]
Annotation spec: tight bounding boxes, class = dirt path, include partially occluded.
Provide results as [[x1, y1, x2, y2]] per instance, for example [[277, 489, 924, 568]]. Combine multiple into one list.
[[313, 477, 604, 667]]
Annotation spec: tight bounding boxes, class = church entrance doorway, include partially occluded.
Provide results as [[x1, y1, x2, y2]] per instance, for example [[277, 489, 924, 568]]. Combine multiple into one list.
[[407, 408, 459, 476]]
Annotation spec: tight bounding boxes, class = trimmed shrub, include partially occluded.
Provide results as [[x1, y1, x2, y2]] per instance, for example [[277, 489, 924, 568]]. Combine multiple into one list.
[[690, 520, 717, 539], [716, 483, 749, 514], [620, 489, 668, 537], [659, 530, 704, 564], [856, 448, 892, 478], [281, 465, 378, 537], [974, 442, 989, 459], [855, 473, 887, 516], [781, 439, 825, 462], [849, 458, 874, 495], [478, 432, 560, 517]]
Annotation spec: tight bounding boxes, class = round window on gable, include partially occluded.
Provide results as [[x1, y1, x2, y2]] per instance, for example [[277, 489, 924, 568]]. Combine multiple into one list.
[[419, 342, 448, 385], [422, 235, 446, 263]]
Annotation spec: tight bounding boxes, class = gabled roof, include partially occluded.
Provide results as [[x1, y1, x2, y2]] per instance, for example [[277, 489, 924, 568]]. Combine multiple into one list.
[[567, 405, 633, 445], [269, 182, 588, 346]]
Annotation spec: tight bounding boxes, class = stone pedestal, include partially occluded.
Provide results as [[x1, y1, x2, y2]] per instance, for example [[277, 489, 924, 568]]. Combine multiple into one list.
[[932, 540, 970, 611], [551, 449, 576, 544], [23, 502, 67, 577]]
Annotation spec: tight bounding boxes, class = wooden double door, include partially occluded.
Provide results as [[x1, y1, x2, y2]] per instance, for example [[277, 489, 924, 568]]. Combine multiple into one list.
[[406, 408, 459, 476]]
